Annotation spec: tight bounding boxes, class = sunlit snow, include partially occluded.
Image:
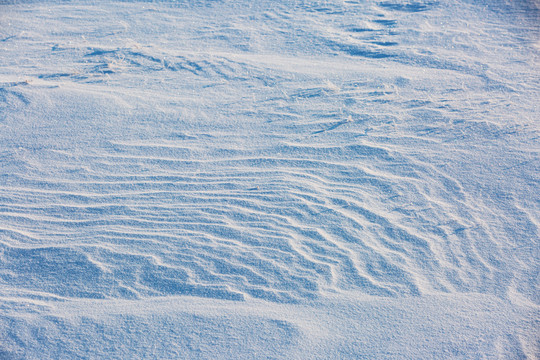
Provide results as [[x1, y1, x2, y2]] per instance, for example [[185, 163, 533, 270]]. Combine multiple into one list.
[[0, 0, 539, 358]]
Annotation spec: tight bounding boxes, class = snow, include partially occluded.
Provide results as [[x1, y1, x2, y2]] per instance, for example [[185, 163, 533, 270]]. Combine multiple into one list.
[[0, 0, 539, 358]]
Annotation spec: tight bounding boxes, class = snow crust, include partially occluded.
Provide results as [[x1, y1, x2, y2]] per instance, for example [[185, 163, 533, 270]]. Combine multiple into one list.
[[0, 0, 539, 358]]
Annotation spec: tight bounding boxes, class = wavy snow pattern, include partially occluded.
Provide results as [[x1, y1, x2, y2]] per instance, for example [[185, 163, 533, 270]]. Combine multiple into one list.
[[0, 0, 538, 307], [0, 0, 539, 357]]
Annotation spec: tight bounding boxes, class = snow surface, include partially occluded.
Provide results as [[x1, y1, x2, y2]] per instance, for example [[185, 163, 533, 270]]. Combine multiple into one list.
[[0, 0, 539, 358]]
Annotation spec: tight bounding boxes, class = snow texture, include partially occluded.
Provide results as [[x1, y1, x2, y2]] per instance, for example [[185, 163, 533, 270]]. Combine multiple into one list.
[[0, 0, 539, 358]]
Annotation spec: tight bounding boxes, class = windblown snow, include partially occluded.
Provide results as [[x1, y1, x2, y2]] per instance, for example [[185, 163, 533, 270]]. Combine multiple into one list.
[[0, 0, 539, 358]]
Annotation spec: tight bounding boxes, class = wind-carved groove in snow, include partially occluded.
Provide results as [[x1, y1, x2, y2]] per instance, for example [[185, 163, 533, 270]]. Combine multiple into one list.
[[1, 85, 529, 303], [1, 0, 537, 309], [0, 134, 507, 303], [79, 46, 262, 83]]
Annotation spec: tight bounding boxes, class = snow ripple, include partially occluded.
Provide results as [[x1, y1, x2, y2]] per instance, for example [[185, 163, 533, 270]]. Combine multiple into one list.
[[0, 0, 538, 308]]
